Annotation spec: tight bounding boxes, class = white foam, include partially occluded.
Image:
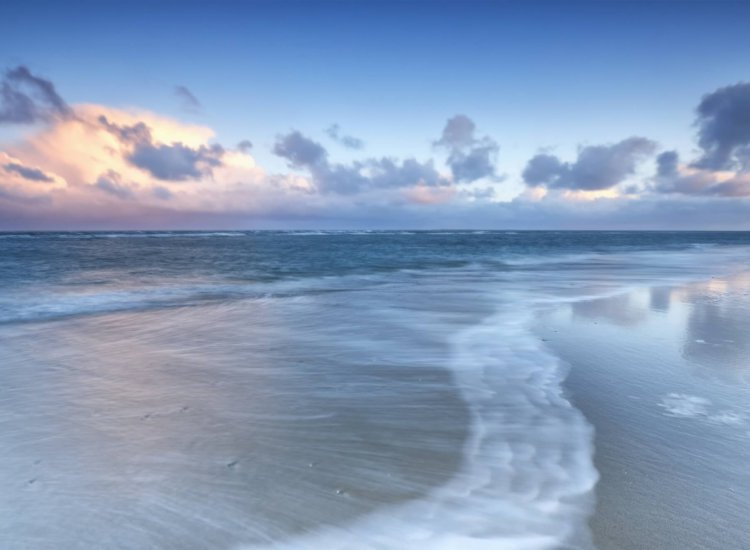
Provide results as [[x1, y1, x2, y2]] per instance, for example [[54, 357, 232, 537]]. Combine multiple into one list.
[[659, 393, 711, 418], [659, 394, 747, 426], [708, 411, 746, 426], [237, 308, 598, 550]]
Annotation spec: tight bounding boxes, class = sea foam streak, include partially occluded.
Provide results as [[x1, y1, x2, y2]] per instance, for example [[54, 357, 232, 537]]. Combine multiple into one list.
[[238, 306, 597, 550]]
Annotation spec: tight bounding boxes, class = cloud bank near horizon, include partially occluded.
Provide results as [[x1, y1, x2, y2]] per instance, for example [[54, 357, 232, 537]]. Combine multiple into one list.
[[2, 66, 750, 229]]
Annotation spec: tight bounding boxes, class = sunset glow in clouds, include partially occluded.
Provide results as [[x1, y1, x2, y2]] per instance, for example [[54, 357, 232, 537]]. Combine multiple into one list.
[[2, 1, 750, 229]]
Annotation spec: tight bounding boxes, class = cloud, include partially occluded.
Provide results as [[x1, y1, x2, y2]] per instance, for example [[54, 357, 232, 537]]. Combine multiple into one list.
[[273, 130, 449, 195], [653, 150, 750, 197], [98, 115, 152, 143], [652, 82, 750, 196], [405, 182, 456, 205], [435, 114, 476, 148], [317, 157, 448, 195], [129, 142, 224, 181], [522, 153, 564, 186], [0, 103, 272, 214], [326, 124, 364, 150], [449, 140, 500, 183], [4, 148, 750, 230], [3, 161, 54, 182], [273, 131, 328, 169], [434, 115, 499, 182], [8, 103, 219, 198], [707, 177, 750, 197], [98, 114, 224, 181], [0, 65, 70, 124], [656, 150, 679, 178], [693, 82, 750, 171], [94, 170, 134, 200], [174, 85, 202, 112], [523, 137, 656, 190], [3, 66, 750, 230], [0, 152, 65, 204]]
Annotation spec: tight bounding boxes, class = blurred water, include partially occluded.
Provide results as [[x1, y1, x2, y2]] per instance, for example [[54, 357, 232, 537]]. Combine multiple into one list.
[[1, 231, 749, 549]]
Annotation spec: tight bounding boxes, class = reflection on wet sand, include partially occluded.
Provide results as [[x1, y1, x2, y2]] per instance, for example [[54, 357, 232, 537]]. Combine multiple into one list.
[[572, 294, 646, 326], [678, 273, 750, 379], [649, 286, 672, 312], [540, 269, 750, 550], [568, 271, 750, 380]]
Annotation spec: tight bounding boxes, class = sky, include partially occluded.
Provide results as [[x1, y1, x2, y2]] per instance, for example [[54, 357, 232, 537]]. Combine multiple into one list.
[[1, 0, 750, 229]]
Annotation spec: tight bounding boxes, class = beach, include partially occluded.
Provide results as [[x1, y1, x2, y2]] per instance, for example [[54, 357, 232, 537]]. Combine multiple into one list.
[[0, 231, 748, 549]]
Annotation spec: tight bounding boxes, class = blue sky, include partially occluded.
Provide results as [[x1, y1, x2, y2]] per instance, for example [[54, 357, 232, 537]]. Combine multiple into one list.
[[1, 1, 750, 228]]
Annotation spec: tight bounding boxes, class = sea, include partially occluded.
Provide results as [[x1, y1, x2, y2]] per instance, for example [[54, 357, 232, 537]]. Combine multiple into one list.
[[1, 231, 749, 549]]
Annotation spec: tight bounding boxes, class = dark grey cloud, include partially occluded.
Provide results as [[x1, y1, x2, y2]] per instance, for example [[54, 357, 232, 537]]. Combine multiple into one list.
[[237, 139, 253, 153], [0, 65, 70, 124], [656, 150, 679, 178], [435, 115, 476, 149], [693, 82, 750, 171], [365, 157, 445, 189], [318, 157, 447, 195], [449, 141, 499, 182], [653, 150, 750, 197], [3, 162, 54, 182], [274, 130, 448, 194], [523, 137, 656, 190], [655, 175, 710, 196], [707, 178, 750, 197], [174, 85, 201, 112], [326, 124, 364, 150], [98, 115, 152, 144], [643, 83, 750, 196], [94, 171, 134, 200], [522, 154, 564, 186], [130, 142, 224, 181], [98, 115, 224, 181], [434, 115, 499, 182], [273, 131, 328, 169]]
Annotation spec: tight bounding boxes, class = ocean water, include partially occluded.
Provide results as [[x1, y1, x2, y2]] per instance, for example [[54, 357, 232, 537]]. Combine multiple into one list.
[[1, 231, 749, 549]]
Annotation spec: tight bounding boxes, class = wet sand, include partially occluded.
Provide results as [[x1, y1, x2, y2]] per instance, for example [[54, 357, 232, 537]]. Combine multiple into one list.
[[0, 299, 471, 549], [536, 272, 750, 549]]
